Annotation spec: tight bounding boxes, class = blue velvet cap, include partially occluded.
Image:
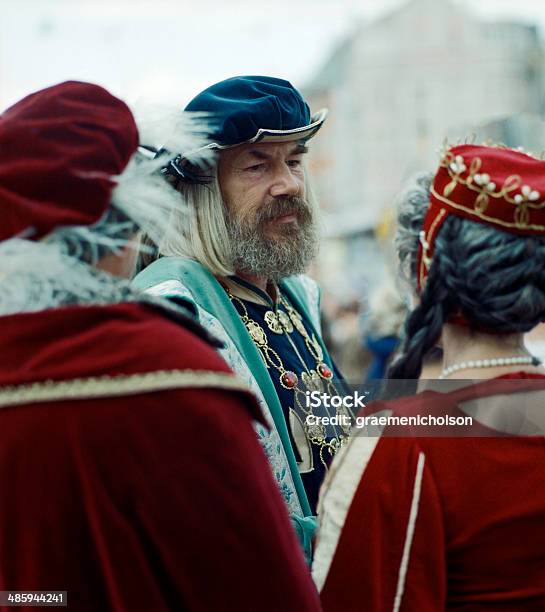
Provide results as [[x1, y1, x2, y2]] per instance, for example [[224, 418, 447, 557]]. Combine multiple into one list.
[[185, 76, 327, 149]]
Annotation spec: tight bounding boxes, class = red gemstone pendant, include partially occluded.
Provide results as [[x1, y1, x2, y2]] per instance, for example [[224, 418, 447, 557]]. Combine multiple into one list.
[[281, 371, 298, 389], [317, 363, 333, 380]]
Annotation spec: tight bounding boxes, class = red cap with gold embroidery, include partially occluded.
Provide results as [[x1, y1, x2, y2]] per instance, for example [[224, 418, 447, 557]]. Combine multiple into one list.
[[417, 143, 545, 291]]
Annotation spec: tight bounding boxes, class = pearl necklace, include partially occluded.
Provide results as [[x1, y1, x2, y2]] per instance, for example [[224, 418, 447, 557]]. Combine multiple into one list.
[[439, 355, 541, 379]]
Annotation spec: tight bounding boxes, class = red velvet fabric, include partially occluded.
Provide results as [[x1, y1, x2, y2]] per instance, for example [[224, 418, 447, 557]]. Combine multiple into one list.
[[321, 374, 545, 611], [0, 304, 319, 611], [0, 81, 138, 241]]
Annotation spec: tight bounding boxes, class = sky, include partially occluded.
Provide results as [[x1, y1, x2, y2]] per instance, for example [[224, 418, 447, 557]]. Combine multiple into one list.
[[2, 0, 545, 109]]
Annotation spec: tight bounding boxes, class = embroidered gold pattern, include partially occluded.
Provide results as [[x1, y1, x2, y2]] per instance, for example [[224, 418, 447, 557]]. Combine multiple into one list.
[[438, 147, 545, 231], [0, 370, 248, 408], [430, 186, 545, 233]]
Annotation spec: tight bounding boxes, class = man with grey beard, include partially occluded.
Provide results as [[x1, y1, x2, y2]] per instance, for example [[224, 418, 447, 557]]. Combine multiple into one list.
[[133, 76, 349, 562]]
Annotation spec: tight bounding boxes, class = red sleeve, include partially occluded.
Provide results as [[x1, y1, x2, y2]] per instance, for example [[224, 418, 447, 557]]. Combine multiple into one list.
[[316, 436, 446, 612], [0, 388, 320, 612], [126, 387, 321, 612]]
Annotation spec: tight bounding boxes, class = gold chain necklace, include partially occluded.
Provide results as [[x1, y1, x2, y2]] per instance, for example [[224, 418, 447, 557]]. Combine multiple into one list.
[[225, 286, 351, 468]]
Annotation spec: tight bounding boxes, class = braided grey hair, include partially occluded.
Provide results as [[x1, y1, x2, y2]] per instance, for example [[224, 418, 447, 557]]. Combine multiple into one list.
[[389, 172, 545, 379]]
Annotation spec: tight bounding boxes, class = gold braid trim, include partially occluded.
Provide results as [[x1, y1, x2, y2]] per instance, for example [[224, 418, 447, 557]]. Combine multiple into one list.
[[0, 370, 249, 408], [431, 185, 545, 232], [419, 208, 446, 289]]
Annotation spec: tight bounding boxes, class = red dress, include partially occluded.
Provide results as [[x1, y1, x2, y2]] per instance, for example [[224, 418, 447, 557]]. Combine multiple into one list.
[[0, 302, 320, 611], [314, 374, 545, 611]]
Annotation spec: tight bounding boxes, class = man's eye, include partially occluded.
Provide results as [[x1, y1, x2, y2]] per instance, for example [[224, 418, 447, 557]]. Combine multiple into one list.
[[287, 159, 302, 168], [245, 164, 265, 172]]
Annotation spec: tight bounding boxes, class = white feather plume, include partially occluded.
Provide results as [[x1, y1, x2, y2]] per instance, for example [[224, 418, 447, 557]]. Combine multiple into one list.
[[111, 155, 190, 247], [130, 100, 215, 161]]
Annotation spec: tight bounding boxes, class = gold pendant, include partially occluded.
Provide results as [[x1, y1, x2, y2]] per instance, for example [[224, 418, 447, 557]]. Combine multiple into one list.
[[317, 362, 333, 380], [280, 370, 298, 389], [246, 321, 267, 346], [288, 309, 307, 335], [264, 310, 283, 334], [305, 419, 326, 444], [277, 310, 294, 333], [302, 370, 323, 393]]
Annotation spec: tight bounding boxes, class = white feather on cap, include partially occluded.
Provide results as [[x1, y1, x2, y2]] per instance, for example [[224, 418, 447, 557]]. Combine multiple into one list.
[[130, 100, 215, 161], [111, 105, 216, 246]]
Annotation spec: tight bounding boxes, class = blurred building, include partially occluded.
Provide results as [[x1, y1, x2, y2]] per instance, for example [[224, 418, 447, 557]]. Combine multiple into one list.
[[469, 113, 545, 150], [305, 0, 545, 299]]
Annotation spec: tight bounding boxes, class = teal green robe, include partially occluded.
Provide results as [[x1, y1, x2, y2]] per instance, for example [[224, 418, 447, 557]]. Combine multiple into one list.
[[133, 257, 334, 561]]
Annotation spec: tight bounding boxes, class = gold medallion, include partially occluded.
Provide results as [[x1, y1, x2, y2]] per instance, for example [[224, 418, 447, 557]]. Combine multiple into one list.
[[288, 309, 307, 335], [246, 321, 267, 346], [305, 420, 326, 444], [302, 370, 323, 393], [264, 311, 283, 334], [277, 310, 294, 333]]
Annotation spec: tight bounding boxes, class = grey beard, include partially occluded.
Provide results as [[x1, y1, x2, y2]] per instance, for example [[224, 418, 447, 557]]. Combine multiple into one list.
[[226, 196, 319, 282]]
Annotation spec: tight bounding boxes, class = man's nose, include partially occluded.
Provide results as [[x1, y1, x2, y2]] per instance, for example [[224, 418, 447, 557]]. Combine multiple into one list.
[[269, 164, 301, 198]]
